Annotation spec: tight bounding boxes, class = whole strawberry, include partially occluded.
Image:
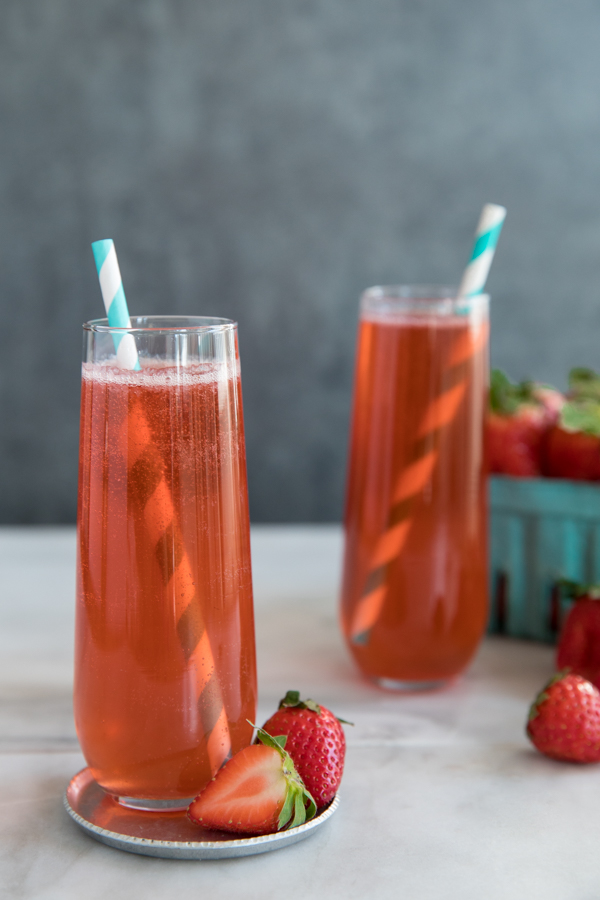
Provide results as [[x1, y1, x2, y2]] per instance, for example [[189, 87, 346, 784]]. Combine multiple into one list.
[[487, 369, 563, 477], [526, 671, 600, 763], [261, 690, 347, 807], [544, 399, 600, 480], [544, 426, 600, 480], [557, 582, 600, 688], [544, 367, 600, 480]]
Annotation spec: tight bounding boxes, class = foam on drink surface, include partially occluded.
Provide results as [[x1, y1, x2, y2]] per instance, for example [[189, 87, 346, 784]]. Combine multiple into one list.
[[362, 312, 475, 329], [82, 358, 239, 388]]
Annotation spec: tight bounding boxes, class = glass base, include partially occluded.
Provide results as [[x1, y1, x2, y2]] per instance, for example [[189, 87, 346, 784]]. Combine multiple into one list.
[[374, 677, 449, 692], [113, 794, 196, 812]]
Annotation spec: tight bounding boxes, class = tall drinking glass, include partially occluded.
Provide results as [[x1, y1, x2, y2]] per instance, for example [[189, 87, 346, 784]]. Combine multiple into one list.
[[75, 316, 256, 809], [340, 287, 489, 689]]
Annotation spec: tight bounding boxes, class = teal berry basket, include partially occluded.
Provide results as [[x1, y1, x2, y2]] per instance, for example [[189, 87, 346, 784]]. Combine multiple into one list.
[[489, 476, 600, 642]]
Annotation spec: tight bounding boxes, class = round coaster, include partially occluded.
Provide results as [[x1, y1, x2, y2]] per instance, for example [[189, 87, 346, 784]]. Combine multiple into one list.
[[64, 767, 339, 860]]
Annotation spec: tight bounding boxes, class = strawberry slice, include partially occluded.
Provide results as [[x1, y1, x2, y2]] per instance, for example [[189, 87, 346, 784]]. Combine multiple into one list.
[[487, 370, 563, 477], [187, 729, 316, 836]]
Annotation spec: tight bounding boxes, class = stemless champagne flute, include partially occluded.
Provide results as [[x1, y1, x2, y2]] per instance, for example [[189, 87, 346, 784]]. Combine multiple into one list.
[[75, 316, 256, 809], [340, 286, 489, 689]]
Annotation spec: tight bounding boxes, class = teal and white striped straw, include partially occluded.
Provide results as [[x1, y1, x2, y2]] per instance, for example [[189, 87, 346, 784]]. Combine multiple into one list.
[[91, 239, 141, 371], [457, 203, 506, 299]]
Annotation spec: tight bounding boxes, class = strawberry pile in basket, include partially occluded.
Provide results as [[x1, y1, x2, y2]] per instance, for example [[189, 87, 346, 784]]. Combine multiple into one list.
[[489, 367, 600, 480]]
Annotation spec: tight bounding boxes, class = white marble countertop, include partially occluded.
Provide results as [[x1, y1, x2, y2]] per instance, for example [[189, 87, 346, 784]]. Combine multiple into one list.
[[1, 526, 597, 899]]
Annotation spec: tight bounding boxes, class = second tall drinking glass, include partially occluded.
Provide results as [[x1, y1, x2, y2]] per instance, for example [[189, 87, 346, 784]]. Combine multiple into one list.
[[75, 317, 256, 808], [340, 286, 489, 689]]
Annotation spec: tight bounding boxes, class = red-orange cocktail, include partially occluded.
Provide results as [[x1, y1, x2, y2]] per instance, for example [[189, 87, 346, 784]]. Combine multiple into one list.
[[340, 287, 489, 689], [75, 317, 256, 807]]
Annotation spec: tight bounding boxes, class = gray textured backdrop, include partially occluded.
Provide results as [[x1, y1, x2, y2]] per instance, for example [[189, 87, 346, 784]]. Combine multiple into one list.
[[2, 0, 600, 523]]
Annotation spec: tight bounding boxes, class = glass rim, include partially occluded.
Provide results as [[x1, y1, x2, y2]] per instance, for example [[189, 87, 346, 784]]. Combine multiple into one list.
[[83, 315, 237, 334], [360, 285, 489, 315]]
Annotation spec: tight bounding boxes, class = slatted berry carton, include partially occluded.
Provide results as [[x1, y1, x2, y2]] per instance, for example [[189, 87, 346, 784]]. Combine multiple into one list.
[[489, 477, 600, 641], [487, 367, 600, 642]]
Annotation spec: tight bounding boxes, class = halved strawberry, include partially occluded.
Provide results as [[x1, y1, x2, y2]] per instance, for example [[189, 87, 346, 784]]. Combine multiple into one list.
[[187, 729, 316, 836], [487, 370, 563, 477]]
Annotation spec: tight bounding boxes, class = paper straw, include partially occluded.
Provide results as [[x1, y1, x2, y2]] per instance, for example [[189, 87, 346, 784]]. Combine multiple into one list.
[[91, 239, 140, 371], [350, 204, 504, 645], [456, 203, 506, 299], [125, 400, 232, 773], [91, 241, 232, 774]]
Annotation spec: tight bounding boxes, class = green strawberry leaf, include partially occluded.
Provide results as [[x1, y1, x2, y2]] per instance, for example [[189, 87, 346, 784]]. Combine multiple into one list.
[[251, 723, 317, 831], [277, 689, 354, 725], [277, 784, 296, 830], [569, 367, 600, 400], [254, 726, 287, 754], [489, 369, 536, 415], [560, 399, 600, 436], [290, 790, 307, 829], [278, 690, 321, 715], [556, 578, 587, 599], [556, 578, 600, 600], [300, 788, 317, 823], [280, 690, 301, 706]]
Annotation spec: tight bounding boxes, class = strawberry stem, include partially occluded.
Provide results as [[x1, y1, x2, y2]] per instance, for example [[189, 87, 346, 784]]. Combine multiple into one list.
[[490, 369, 537, 415], [278, 690, 321, 714], [277, 689, 354, 725]]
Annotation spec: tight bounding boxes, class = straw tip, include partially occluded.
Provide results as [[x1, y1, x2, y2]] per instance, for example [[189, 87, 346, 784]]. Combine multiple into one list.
[[481, 203, 507, 225]]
